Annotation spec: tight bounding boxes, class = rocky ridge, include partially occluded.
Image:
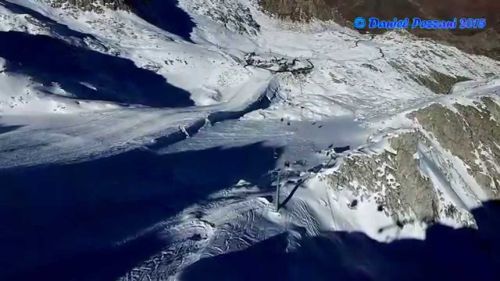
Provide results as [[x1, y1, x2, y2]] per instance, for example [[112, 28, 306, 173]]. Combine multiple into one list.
[[328, 95, 500, 231], [47, 0, 133, 11]]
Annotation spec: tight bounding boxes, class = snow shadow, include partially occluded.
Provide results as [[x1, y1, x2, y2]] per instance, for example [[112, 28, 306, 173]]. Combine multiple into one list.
[[0, 31, 193, 107], [0, 124, 23, 135], [0, 142, 282, 280], [181, 200, 500, 281], [128, 0, 195, 41]]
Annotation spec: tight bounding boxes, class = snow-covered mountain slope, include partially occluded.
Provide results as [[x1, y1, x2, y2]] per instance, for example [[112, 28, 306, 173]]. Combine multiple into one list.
[[0, 0, 499, 280]]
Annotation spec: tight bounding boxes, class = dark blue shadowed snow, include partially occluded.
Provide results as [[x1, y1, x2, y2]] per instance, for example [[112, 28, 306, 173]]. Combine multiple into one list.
[[0, 143, 282, 280], [180, 201, 500, 281], [0, 124, 23, 135], [129, 0, 195, 42], [0, 31, 194, 107]]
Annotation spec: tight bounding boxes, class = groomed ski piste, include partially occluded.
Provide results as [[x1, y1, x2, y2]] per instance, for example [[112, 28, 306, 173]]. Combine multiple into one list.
[[0, 0, 499, 280]]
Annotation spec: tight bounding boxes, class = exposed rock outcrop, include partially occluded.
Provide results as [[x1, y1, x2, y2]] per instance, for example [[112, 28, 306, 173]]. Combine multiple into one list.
[[328, 132, 442, 225], [327, 96, 500, 229], [48, 0, 133, 11], [411, 98, 500, 199], [185, 0, 261, 35], [259, 0, 340, 22], [244, 52, 313, 74]]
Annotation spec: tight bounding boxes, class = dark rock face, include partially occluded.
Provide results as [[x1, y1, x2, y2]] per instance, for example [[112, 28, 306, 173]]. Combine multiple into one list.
[[259, 0, 500, 59], [260, 0, 340, 22], [48, 0, 134, 11]]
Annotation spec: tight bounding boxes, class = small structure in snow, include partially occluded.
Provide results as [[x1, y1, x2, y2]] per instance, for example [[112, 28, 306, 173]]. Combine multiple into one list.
[[348, 199, 358, 209]]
